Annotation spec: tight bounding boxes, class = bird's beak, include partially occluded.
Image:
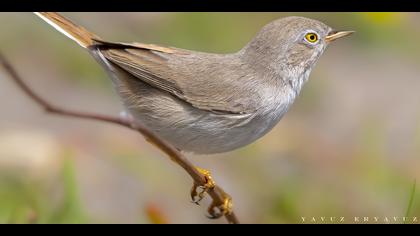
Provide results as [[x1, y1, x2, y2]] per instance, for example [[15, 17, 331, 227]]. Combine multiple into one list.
[[325, 30, 354, 43]]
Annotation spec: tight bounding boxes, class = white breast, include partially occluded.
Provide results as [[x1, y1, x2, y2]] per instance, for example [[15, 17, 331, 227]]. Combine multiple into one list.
[[240, 69, 312, 145]]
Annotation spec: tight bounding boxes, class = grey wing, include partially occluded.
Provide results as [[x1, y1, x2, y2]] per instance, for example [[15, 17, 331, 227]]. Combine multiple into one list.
[[97, 42, 253, 115]]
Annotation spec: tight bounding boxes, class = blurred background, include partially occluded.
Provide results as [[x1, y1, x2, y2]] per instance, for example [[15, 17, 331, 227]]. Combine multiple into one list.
[[0, 12, 420, 224]]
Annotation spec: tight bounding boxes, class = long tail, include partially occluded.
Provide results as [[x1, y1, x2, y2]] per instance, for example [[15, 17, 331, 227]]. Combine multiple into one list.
[[34, 12, 101, 49]]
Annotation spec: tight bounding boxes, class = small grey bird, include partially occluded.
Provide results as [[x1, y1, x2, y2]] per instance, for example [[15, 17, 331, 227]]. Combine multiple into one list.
[[35, 13, 353, 155]]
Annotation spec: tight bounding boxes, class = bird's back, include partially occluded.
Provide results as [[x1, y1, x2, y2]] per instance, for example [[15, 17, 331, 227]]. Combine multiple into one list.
[[98, 44, 265, 115]]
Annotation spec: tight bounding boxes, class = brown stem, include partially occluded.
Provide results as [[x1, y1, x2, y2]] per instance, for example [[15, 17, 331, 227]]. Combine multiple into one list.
[[0, 53, 239, 224]]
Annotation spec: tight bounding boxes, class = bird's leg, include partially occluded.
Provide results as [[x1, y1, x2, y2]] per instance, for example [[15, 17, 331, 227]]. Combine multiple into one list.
[[191, 167, 216, 205], [207, 187, 233, 219], [190, 167, 233, 219]]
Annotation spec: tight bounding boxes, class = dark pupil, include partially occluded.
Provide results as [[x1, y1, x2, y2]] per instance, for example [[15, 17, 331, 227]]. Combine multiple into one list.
[[310, 35, 315, 40]]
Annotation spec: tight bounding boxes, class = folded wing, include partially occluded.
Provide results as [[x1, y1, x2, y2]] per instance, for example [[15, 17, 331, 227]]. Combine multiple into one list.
[[97, 40, 254, 115]]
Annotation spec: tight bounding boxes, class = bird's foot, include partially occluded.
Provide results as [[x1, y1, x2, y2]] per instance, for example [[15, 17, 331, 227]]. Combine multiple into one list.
[[207, 191, 233, 219], [190, 167, 233, 219], [191, 167, 216, 205]]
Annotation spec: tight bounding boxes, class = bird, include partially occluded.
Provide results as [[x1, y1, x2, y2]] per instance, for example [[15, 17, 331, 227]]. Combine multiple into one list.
[[34, 12, 353, 216]]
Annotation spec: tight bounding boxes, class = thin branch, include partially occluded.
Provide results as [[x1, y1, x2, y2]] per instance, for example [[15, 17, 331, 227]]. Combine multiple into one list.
[[0, 53, 239, 224]]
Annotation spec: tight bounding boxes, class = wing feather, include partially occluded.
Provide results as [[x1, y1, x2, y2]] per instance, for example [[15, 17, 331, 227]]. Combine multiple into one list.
[[97, 42, 253, 115]]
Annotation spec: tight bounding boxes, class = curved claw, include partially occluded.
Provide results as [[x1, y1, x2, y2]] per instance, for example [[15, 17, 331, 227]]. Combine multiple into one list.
[[190, 182, 207, 205], [207, 201, 223, 219], [191, 200, 200, 206], [190, 167, 216, 205], [206, 213, 222, 219], [190, 183, 200, 204], [190, 167, 233, 220], [206, 194, 233, 219]]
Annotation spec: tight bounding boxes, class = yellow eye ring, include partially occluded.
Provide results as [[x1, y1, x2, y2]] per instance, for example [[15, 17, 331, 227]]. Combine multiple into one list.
[[305, 32, 318, 43]]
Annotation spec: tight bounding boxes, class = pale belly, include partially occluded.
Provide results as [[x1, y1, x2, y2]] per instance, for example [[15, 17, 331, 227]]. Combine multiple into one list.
[[129, 105, 289, 154], [124, 82, 293, 154]]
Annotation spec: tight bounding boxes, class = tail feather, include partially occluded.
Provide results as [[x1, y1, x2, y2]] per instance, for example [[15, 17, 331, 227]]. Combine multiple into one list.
[[34, 12, 100, 48]]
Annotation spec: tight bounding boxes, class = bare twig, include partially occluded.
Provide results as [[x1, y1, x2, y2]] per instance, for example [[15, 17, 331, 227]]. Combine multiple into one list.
[[0, 53, 239, 224]]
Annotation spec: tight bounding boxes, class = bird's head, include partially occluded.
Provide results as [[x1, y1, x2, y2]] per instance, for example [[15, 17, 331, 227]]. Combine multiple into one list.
[[241, 16, 353, 81]]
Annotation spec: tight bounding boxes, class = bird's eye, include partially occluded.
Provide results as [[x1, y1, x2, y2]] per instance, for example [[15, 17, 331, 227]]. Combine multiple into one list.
[[304, 32, 319, 44]]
